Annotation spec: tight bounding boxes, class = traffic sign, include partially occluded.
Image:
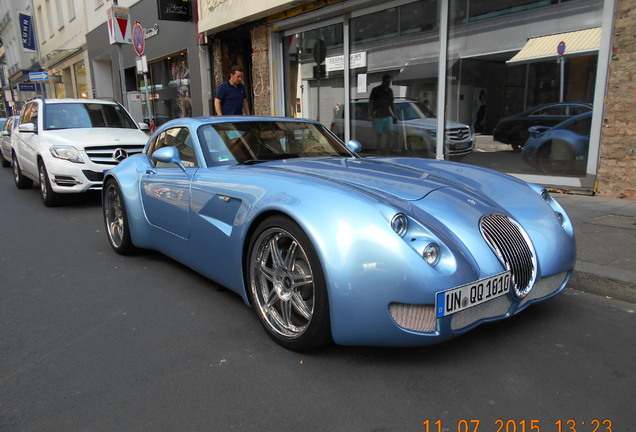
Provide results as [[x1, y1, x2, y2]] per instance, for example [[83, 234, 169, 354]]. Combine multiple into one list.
[[29, 71, 49, 81], [557, 41, 566, 56], [133, 21, 145, 56]]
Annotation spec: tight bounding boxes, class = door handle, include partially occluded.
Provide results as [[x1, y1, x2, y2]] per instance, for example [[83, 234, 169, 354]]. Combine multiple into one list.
[[145, 168, 157, 175]]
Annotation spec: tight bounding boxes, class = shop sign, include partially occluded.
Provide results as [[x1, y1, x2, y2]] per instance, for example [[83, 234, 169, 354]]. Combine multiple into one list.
[[19, 13, 36, 52], [157, 0, 192, 22], [325, 52, 367, 72], [144, 24, 160, 39], [19, 83, 37, 91]]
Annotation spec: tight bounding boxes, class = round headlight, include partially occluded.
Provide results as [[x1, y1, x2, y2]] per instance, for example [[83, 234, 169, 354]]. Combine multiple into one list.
[[390, 213, 408, 237], [423, 243, 440, 266]]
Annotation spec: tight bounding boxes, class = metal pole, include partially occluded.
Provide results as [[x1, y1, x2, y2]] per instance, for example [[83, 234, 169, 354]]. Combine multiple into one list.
[[118, 44, 128, 108], [143, 72, 154, 131]]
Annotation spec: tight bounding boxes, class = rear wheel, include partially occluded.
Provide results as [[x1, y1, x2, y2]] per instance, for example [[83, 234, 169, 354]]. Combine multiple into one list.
[[103, 179, 137, 255], [12, 152, 33, 189], [247, 215, 331, 350], [39, 162, 62, 207]]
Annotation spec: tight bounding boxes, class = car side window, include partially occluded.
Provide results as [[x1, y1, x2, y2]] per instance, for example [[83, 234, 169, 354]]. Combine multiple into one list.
[[20, 102, 38, 127], [533, 106, 565, 116], [147, 127, 199, 168]]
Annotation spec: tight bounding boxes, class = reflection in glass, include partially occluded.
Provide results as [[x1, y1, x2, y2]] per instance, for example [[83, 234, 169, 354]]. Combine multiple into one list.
[[346, 1, 442, 158], [448, 0, 602, 177], [283, 23, 344, 127]]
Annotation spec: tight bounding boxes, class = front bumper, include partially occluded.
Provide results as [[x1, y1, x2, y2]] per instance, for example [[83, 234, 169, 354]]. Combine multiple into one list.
[[43, 155, 110, 193]]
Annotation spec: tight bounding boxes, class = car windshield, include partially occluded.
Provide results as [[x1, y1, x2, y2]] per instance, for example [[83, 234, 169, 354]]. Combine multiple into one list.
[[44, 103, 138, 130], [198, 121, 353, 165]]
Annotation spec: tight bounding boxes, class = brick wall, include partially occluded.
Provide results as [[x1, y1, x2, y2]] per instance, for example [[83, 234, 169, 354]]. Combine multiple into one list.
[[250, 24, 272, 116], [598, 0, 636, 199]]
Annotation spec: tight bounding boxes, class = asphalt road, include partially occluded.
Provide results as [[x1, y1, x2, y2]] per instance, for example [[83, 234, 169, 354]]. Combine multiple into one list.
[[0, 166, 634, 432]]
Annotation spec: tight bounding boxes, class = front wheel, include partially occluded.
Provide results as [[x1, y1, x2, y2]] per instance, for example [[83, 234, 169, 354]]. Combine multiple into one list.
[[103, 179, 137, 255], [39, 162, 62, 207], [247, 216, 331, 350], [536, 141, 574, 175]]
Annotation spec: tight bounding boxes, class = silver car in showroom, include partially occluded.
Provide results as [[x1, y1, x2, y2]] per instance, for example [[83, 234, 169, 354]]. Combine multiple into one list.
[[331, 98, 474, 159]]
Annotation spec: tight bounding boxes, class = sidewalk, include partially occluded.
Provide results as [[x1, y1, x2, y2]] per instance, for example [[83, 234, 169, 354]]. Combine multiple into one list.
[[553, 193, 636, 303]]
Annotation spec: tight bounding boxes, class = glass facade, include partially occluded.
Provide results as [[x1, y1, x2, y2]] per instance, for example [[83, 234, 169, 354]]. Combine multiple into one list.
[[277, 0, 605, 187], [137, 51, 192, 128]]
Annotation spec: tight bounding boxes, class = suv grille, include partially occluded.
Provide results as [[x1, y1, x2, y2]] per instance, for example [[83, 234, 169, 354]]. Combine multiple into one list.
[[84, 144, 145, 166], [447, 126, 471, 141], [480, 214, 537, 298]]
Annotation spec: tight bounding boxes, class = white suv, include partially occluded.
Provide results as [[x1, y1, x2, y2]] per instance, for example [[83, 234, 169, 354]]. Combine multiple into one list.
[[12, 98, 149, 206], [330, 98, 475, 159]]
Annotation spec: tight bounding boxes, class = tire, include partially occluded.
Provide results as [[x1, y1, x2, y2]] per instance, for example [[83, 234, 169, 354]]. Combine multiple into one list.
[[247, 215, 331, 350], [103, 179, 137, 255], [12, 152, 33, 189], [536, 141, 574, 175], [1, 154, 10, 168], [38, 162, 62, 207]]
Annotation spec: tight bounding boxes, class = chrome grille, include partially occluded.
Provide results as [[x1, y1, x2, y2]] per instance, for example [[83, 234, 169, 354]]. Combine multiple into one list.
[[480, 214, 537, 298], [84, 144, 145, 166], [447, 126, 471, 141]]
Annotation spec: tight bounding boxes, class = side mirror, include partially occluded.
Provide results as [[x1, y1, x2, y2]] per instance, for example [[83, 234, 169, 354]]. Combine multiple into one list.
[[18, 123, 37, 134], [138, 122, 150, 132], [152, 146, 187, 172], [346, 139, 362, 153]]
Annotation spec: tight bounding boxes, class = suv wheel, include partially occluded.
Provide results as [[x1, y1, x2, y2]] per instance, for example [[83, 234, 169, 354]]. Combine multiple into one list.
[[39, 162, 62, 207], [12, 152, 33, 189]]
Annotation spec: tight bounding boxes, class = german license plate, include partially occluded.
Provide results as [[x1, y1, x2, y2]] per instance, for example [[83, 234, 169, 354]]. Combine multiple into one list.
[[436, 271, 511, 317]]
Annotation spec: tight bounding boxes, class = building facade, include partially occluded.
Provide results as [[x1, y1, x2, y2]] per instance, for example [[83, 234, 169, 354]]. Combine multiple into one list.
[[1, 0, 633, 198]]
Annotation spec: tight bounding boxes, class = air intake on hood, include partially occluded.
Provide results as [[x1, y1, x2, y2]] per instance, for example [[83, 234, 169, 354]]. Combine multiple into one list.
[[480, 214, 537, 298]]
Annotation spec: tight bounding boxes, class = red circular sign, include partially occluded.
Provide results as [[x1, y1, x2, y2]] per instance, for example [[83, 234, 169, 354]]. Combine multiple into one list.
[[133, 21, 145, 56], [557, 41, 566, 56]]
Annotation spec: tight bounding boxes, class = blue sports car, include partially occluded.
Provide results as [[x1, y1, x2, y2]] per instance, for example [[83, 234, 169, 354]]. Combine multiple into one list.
[[522, 111, 592, 176], [102, 116, 576, 350]]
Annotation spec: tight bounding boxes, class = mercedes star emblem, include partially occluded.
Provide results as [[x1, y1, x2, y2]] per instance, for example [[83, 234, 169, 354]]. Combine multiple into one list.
[[113, 148, 128, 162]]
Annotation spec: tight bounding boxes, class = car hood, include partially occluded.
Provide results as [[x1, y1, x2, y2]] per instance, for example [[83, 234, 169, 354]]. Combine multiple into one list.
[[256, 158, 458, 201], [40, 128, 148, 148], [402, 117, 468, 130]]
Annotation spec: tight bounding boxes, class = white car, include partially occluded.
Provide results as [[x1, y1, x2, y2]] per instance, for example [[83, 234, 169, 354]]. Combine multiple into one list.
[[1, 115, 19, 167], [11, 98, 149, 206], [330, 98, 475, 159]]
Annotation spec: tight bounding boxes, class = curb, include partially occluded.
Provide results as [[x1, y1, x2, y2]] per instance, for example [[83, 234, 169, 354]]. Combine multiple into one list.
[[569, 270, 636, 304]]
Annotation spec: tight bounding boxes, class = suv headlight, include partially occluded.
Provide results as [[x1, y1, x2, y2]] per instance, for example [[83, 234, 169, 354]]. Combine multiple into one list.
[[50, 145, 84, 163]]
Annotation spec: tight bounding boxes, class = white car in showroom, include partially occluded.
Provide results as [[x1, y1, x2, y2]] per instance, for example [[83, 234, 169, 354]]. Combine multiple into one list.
[[331, 98, 475, 159], [12, 98, 149, 206]]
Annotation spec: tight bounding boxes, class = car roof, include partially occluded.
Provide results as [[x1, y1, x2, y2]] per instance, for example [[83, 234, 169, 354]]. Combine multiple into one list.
[[35, 98, 119, 105]]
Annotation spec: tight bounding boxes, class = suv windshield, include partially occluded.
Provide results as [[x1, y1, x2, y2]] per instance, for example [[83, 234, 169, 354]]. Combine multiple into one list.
[[44, 103, 137, 130]]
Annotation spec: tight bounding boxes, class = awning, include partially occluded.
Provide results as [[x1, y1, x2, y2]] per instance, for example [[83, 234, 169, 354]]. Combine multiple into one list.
[[507, 27, 601, 63]]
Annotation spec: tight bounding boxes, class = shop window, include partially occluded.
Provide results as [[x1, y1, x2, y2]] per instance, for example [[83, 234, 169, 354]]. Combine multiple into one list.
[[283, 23, 344, 127], [74, 61, 88, 98], [137, 52, 192, 127]]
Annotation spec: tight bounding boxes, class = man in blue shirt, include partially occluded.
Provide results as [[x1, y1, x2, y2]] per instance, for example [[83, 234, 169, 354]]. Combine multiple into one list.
[[214, 66, 251, 115]]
